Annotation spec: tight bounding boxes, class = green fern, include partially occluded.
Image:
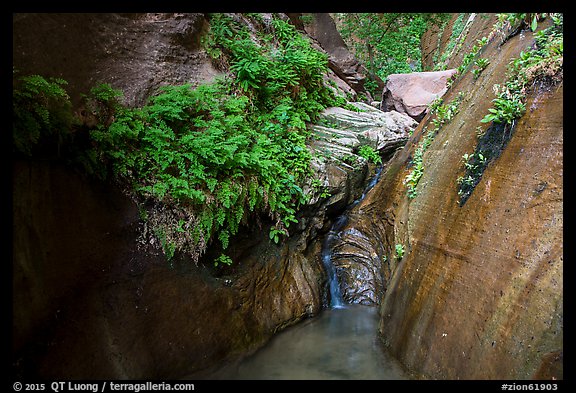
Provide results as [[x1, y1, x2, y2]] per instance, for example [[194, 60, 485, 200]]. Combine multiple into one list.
[[81, 13, 346, 265], [13, 73, 73, 155]]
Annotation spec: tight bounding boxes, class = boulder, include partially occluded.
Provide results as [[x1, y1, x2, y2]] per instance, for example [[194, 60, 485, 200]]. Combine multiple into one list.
[[380, 69, 457, 122], [311, 103, 417, 154], [307, 103, 416, 211], [330, 227, 385, 305]]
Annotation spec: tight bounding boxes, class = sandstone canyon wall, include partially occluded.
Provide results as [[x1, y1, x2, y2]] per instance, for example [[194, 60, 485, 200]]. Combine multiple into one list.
[[336, 15, 562, 379]]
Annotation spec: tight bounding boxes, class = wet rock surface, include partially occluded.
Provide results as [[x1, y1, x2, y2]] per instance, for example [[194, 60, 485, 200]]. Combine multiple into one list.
[[12, 159, 327, 379], [331, 227, 384, 305], [342, 16, 563, 379]]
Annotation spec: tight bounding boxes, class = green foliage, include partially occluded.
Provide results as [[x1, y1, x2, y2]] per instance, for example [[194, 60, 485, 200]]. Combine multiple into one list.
[[299, 14, 314, 25], [155, 227, 176, 260], [430, 92, 463, 129], [480, 16, 561, 126], [357, 145, 382, 165], [481, 92, 525, 124], [269, 227, 287, 244], [495, 13, 548, 33], [434, 13, 467, 71], [85, 83, 124, 119], [13, 72, 73, 156], [457, 151, 487, 195], [214, 254, 233, 267], [472, 58, 490, 79], [456, 37, 489, 75], [404, 129, 433, 199], [395, 243, 405, 260], [404, 93, 463, 199], [457, 17, 562, 206], [335, 13, 449, 81], [89, 14, 343, 265], [363, 79, 380, 98], [310, 178, 330, 199], [341, 154, 359, 166]]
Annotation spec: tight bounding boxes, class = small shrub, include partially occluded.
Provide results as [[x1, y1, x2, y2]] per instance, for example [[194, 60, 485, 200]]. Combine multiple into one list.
[[472, 58, 490, 79], [395, 244, 405, 260], [481, 93, 526, 124], [214, 254, 233, 267], [357, 145, 382, 165], [404, 93, 463, 199]]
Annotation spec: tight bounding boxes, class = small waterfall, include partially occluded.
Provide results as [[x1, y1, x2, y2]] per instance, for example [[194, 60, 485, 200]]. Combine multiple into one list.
[[322, 215, 348, 308], [322, 165, 384, 309]]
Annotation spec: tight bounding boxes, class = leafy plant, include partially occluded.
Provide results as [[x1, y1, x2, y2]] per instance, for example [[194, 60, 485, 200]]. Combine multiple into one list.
[[457, 151, 487, 195], [395, 243, 405, 260], [357, 145, 382, 165], [430, 92, 463, 129], [481, 94, 525, 124], [299, 14, 314, 25], [472, 58, 490, 79], [496, 13, 548, 33], [456, 37, 490, 76], [363, 79, 380, 98], [311, 178, 330, 199], [404, 93, 464, 199], [404, 130, 432, 199], [13, 72, 73, 156], [214, 254, 233, 267]]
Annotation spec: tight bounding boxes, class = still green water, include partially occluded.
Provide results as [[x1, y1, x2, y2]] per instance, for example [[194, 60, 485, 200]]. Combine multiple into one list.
[[204, 304, 409, 380]]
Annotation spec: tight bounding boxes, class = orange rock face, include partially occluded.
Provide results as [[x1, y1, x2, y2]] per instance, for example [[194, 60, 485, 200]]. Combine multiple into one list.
[[344, 20, 563, 379], [379, 83, 563, 380]]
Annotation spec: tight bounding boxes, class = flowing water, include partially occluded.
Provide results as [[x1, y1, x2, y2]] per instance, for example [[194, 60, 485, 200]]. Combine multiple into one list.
[[201, 165, 407, 380], [322, 164, 384, 307], [205, 304, 408, 380]]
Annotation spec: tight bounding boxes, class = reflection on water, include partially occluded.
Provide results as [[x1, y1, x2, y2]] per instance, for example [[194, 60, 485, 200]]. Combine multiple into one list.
[[205, 304, 408, 380]]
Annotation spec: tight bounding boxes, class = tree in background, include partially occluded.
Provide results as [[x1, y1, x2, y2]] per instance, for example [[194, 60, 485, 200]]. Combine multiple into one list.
[[334, 13, 449, 95]]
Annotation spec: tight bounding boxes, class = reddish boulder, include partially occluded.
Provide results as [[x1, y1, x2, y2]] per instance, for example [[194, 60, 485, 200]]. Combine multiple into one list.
[[380, 69, 457, 122]]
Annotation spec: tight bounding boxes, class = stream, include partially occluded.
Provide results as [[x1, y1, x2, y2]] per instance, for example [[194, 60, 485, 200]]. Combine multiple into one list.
[[201, 164, 408, 380], [205, 304, 408, 379]]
